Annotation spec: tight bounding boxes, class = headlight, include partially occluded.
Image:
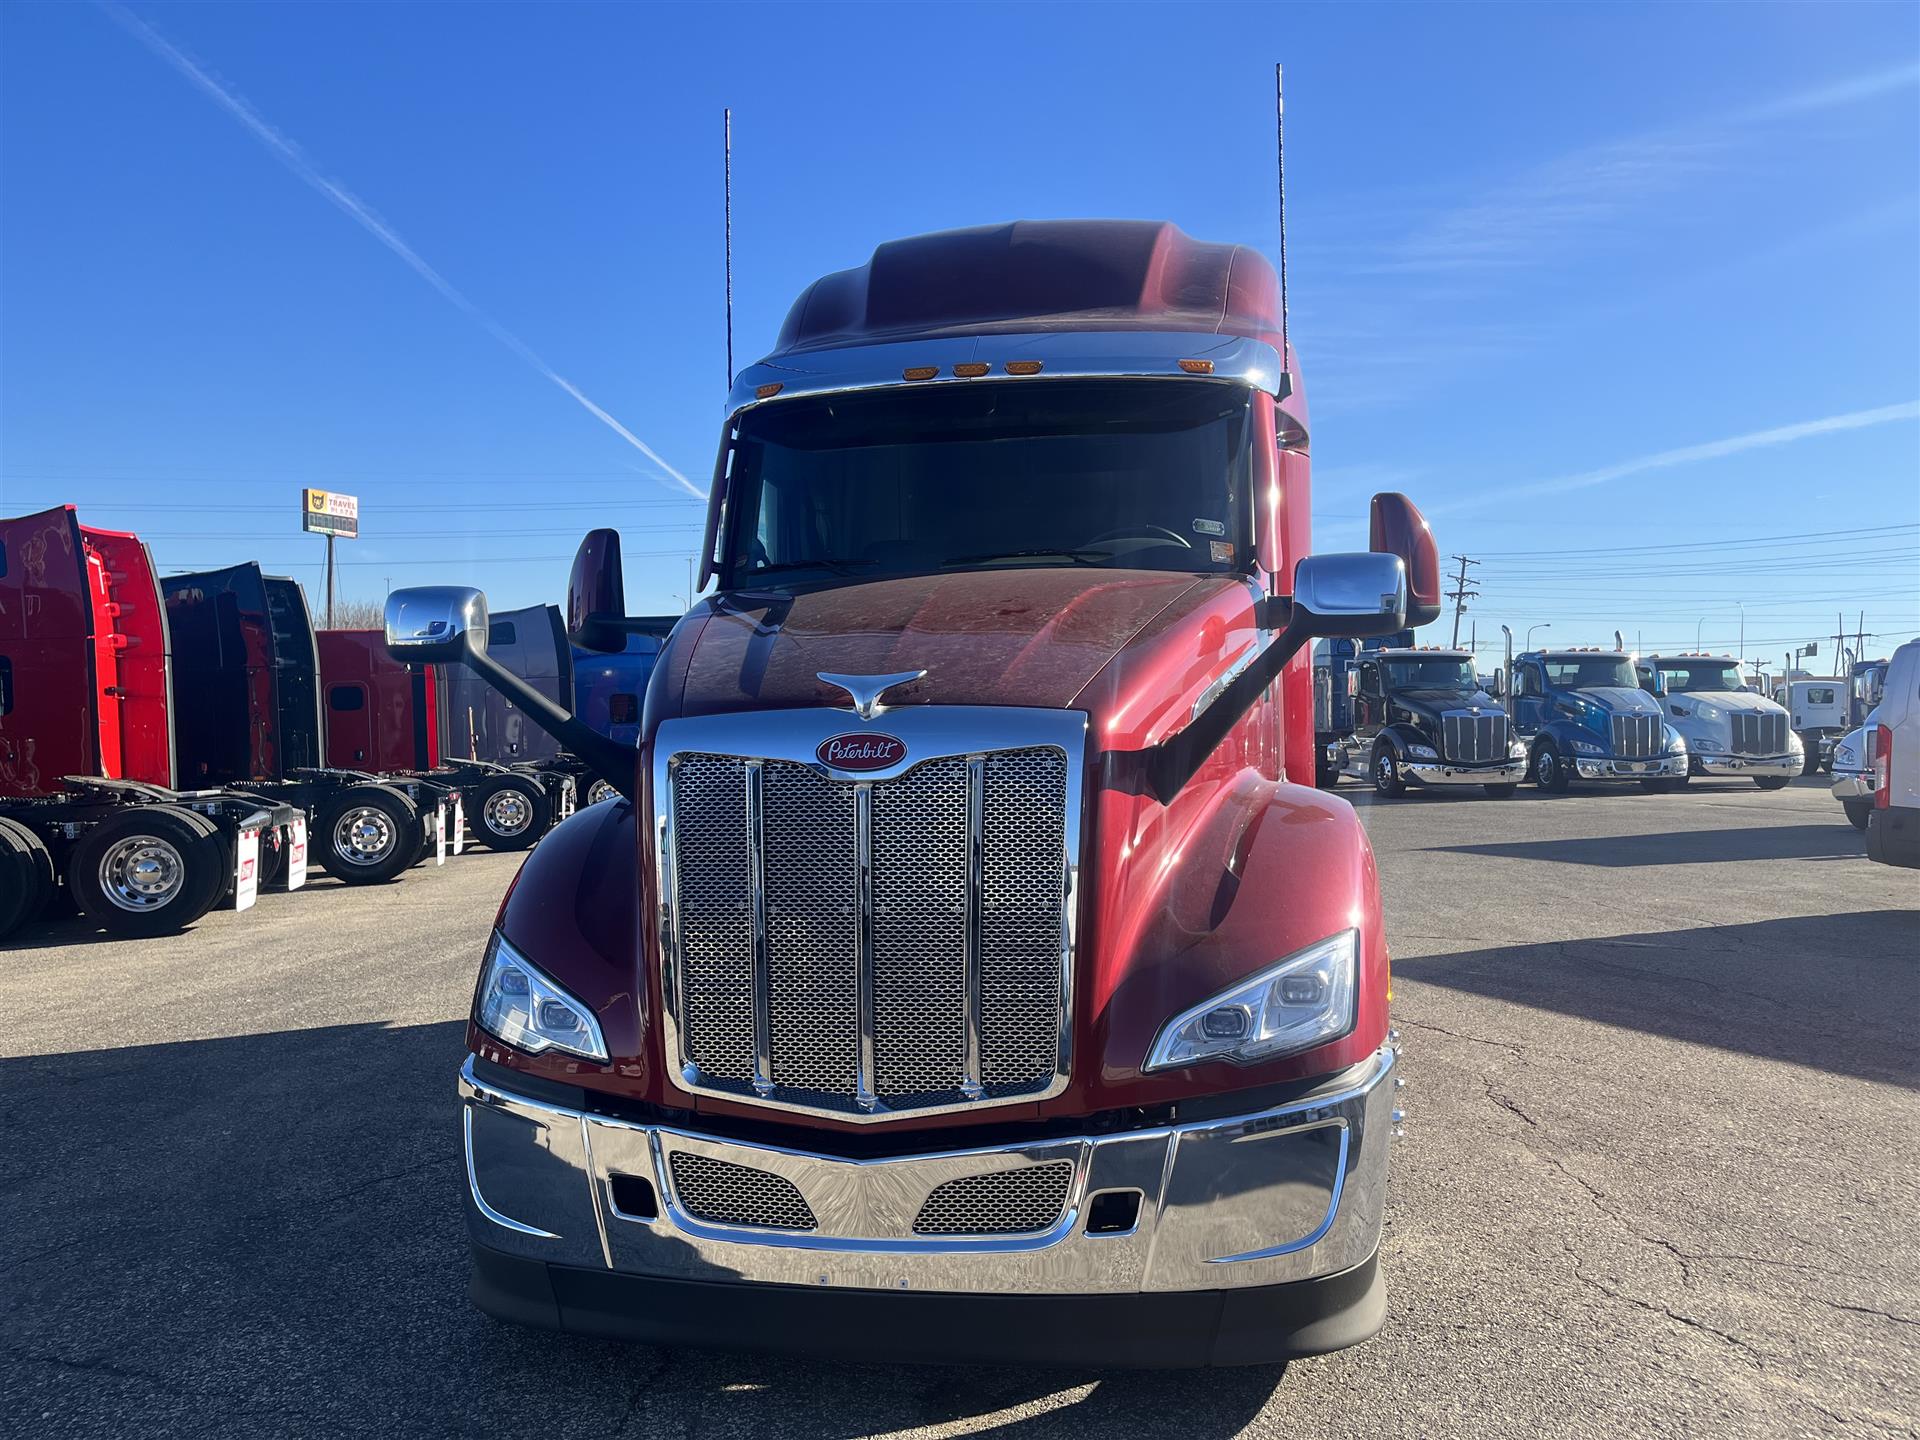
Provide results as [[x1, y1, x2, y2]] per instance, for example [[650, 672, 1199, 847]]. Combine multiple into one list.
[[1837, 745, 1856, 767], [1408, 744, 1437, 760], [1787, 732, 1803, 753], [1664, 726, 1687, 754], [1572, 739, 1605, 755], [1145, 930, 1358, 1071], [1693, 701, 1723, 723], [1508, 740, 1528, 759], [475, 931, 609, 1061]]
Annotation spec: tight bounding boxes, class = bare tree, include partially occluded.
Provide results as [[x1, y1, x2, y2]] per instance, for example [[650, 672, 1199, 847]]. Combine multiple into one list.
[[313, 596, 387, 631]]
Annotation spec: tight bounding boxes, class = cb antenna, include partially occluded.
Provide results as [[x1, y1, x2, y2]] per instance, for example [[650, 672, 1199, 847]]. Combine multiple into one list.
[[1274, 63, 1290, 381], [724, 107, 735, 389]]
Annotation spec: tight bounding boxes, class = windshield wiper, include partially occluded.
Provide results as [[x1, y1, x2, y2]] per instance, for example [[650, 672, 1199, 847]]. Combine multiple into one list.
[[743, 557, 875, 578], [938, 547, 1106, 567]]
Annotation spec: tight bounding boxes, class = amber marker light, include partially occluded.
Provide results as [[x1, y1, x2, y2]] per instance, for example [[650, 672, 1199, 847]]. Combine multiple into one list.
[[952, 362, 991, 378], [754, 382, 784, 399], [902, 366, 939, 381], [1004, 360, 1044, 375], [1177, 358, 1215, 374]]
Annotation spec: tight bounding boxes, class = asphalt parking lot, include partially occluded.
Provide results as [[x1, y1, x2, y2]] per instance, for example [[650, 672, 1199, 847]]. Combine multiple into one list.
[[3, 774, 1914, 1439]]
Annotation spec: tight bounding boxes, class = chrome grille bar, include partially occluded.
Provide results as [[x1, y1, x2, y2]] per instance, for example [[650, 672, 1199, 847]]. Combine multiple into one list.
[[744, 761, 773, 1096], [854, 782, 878, 1111], [963, 755, 986, 1101]]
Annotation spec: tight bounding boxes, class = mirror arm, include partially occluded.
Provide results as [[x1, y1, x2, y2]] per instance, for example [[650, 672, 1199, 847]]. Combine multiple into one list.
[[1143, 608, 1314, 805], [461, 646, 639, 801]]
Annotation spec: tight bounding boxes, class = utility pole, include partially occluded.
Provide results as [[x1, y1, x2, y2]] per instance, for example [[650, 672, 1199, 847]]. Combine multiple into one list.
[[1445, 554, 1480, 649], [325, 533, 335, 629]]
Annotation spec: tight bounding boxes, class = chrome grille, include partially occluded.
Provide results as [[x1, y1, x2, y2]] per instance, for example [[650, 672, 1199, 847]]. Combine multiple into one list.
[[666, 739, 1070, 1118], [668, 1152, 817, 1230], [1732, 712, 1788, 756], [912, 1161, 1075, 1236], [1441, 711, 1508, 764], [1611, 713, 1659, 759]]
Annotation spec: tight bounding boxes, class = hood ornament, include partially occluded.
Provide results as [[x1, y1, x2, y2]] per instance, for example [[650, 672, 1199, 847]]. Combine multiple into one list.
[[817, 670, 926, 720]]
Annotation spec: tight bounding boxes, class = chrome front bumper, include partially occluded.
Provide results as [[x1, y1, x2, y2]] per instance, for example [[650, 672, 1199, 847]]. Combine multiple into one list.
[[1692, 752, 1800, 778], [459, 1046, 1395, 1297], [1573, 753, 1689, 780], [1831, 769, 1874, 802], [1403, 757, 1527, 787]]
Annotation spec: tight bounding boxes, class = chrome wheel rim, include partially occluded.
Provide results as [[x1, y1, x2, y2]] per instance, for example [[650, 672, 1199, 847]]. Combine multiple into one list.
[[97, 836, 187, 913], [1375, 754, 1394, 787], [586, 779, 615, 806], [484, 789, 533, 836], [1538, 752, 1557, 785], [333, 807, 397, 866]]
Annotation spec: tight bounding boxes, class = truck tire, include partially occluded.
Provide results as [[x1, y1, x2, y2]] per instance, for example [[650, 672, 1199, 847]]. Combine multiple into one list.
[[69, 805, 226, 937], [1843, 798, 1871, 831], [473, 774, 551, 851], [1371, 744, 1405, 798], [1754, 776, 1791, 791], [1532, 744, 1571, 793], [0, 816, 54, 940], [1482, 783, 1518, 798], [1801, 745, 1820, 777], [317, 785, 420, 885]]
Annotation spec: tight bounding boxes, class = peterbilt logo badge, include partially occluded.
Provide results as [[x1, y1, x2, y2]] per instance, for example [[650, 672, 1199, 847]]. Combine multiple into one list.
[[817, 733, 907, 771]]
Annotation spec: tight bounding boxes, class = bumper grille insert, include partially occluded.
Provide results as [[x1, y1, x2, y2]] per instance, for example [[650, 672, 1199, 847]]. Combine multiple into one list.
[[912, 1161, 1076, 1236], [667, 1152, 818, 1231]]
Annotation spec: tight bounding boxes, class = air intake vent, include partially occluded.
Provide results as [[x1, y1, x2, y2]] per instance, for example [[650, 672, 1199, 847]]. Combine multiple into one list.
[[912, 1161, 1075, 1236], [667, 1152, 817, 1231]]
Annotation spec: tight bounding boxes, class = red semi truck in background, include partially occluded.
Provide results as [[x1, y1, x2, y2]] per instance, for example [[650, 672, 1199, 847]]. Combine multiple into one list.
[[0, 507, 304, 939], [387, 219, 1440, 1366]]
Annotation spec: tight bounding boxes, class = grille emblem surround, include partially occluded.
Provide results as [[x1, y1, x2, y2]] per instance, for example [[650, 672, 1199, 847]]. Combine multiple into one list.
[[816, 732, 907, 772], [818, 670, 927, 720]]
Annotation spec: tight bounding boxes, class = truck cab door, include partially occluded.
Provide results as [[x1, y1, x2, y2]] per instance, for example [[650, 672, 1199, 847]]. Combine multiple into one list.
[[1512, 662, 1546, 735], [1354, 661, 1384, 740], [326, 682, 375, 767]]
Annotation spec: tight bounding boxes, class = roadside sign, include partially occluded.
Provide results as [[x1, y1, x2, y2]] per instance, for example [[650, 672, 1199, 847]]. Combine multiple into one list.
[[302, 488, 359, 538]]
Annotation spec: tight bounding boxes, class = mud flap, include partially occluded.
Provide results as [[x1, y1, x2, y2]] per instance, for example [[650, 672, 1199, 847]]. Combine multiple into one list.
[[286, 815, 308, 890], [452, 794, 466, 856], [234, 825, 261, 912]]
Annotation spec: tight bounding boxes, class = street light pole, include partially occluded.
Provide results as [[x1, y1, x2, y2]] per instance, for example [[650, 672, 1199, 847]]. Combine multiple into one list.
[[1695, 616, 1705, 650], [1526, 623, 1550, 650]]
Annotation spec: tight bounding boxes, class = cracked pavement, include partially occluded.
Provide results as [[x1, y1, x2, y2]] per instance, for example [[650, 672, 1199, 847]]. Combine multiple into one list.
[[2, 774, 1913, 1437]]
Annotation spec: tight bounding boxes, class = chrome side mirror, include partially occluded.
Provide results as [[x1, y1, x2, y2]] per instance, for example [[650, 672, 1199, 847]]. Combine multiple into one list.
[[1490, 668, 1507, 699], [385, 586, 489, 664], [1289, 553, 1409, 640]]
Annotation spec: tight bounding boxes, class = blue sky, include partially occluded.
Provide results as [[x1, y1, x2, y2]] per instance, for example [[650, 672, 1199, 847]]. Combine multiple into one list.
[[2, 1, 1915, 669]]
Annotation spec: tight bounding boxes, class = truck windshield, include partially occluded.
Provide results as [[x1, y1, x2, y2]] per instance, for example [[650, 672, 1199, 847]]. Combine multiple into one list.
[[722, 380, 1251, 586], [1657, 662, 1746, 693], [1383, 657, 1475, 690], [1544, 657, 1636, 689]]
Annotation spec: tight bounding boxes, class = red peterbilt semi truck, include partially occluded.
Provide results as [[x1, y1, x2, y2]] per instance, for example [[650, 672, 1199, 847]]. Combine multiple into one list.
[[385, 220, 1441, 1366], [0, 506, 304, 940]]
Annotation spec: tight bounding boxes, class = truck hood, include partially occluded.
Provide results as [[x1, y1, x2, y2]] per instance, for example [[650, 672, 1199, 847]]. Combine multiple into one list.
[[1574, 686, 1663, 716], [1669, 690, 1783, 715], [1395, 687, 1502, 713], [668, 568, 1217, 718]]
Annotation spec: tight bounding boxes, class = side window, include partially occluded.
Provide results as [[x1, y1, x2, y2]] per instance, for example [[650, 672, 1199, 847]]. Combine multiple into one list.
[[608, 693, 639, 725], [1357, 663, 1377, 698], [487, 621, 518, 647], [1519, 665, 1540, 697], [0, 539, 8, 578], [1638, 670, 1656, 694], [0, 655, 11, 715], [328, 685, 366, 712]]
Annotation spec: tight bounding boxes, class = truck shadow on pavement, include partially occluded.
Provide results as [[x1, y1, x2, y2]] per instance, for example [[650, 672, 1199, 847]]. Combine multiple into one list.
[[0, 1019, 1284, 1437], [1426, 822, 1867, 866], [1402, 910, 1918, 1088]]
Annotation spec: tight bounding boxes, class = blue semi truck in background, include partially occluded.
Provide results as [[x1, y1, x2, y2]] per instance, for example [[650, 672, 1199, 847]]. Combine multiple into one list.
[[1502, 643, 1690, 792]]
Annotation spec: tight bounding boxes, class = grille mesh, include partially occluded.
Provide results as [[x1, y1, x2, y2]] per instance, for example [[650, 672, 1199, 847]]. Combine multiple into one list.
[[1441, 712, 1508, 763], [1611, 714, 1659, 759], [979, 750, 1068, 1091], [667, 1152, 817, 1230], [913, 1162, 1075, 1236], [763, 761, 859, 1094], [668, 744, 1069, 1115], [871, 758, 969, 1098], [672, 755, 755, 1082]]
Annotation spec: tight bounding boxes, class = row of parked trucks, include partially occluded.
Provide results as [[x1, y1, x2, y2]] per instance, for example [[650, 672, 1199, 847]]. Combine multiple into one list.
[[0, 504, 666, 941], [1313, 636, 1823, 797]]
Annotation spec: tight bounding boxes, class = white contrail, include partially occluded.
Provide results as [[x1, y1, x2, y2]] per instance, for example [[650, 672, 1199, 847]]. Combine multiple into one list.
[[1432, 401, 1920, 515], [104, 3, 704, 500]]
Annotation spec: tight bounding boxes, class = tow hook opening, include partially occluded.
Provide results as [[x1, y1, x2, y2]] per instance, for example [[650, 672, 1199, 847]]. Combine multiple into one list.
[[610, 1173, 660, 1220], [1084, 1189, 1143, 1236]]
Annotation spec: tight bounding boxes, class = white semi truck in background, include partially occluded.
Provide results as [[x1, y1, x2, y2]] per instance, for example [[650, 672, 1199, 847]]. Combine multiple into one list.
[[1636, 653, 1801, 788]]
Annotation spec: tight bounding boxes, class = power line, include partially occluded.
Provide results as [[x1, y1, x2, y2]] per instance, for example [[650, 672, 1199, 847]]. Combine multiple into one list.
[[1473, 523, 1918, 558]]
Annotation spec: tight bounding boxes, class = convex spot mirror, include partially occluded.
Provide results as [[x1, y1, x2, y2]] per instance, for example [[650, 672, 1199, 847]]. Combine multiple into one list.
[[385, 586, 488, 664], [568, 528, 628, 653]]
